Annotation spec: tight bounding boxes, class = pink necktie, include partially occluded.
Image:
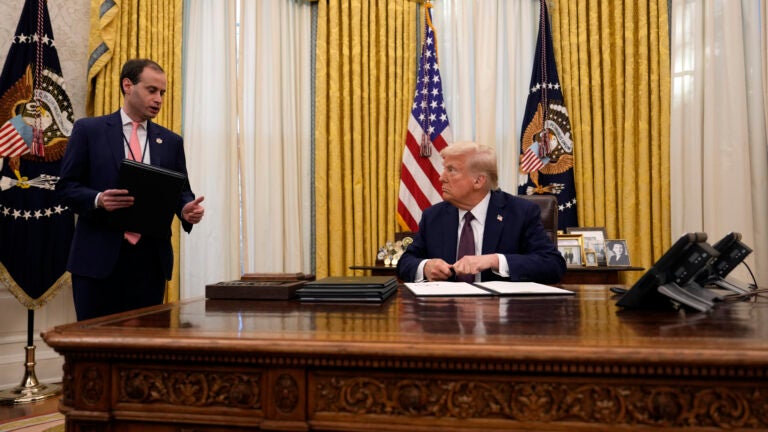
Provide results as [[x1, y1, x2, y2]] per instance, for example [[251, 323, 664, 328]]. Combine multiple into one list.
[[455, 212, 475, 283], [127, 121, 142, 162], [124, 122, 142, 245]]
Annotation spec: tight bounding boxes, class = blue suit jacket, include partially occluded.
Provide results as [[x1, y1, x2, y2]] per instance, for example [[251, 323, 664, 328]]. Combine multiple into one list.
[[57, 111, 195, 279], [397, 190, 566, 284]]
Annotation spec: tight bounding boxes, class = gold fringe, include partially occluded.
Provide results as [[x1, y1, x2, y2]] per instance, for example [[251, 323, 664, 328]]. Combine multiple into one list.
[[0, 262, 70, 310]]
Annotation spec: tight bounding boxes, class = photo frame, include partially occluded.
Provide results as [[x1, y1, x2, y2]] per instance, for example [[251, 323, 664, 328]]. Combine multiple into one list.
[[557, 234, 584, 268], [584, 250, 598, 267], [566, 227, 608, 266], [605, 239, 631, 266]]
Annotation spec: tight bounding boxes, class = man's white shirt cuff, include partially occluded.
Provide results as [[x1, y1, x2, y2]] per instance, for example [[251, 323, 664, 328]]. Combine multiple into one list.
[[494, 253, 509, 277], [415, 259, 428, 282]]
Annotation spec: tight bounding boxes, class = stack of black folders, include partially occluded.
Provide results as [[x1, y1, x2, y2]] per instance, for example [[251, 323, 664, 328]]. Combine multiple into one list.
[[205, 273, 314, 300], [295, 276, 398, 303]]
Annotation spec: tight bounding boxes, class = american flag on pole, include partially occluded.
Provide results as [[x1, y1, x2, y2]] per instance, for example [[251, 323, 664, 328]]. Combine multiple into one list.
[[397, 3, 452, 232], [0, 116, 32, 157], [518, 0, 577, 230]]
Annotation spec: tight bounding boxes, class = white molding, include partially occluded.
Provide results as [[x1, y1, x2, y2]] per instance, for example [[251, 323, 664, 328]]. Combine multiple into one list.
[[0, 286, 75, 390]]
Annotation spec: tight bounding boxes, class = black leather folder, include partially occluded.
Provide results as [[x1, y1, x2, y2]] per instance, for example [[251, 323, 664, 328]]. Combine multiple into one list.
[[108, 159, 186, 238], [296, 276, 398, 302]]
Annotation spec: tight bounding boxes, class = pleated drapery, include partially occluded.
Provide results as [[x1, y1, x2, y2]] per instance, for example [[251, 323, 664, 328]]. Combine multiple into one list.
[[238, 0, 314, 277], [670, 0, 768, 286], [314, 0, 418, 278], [550, 0, 671, 283], [86, 0, 184, 300], [179, 0, 241, 298]]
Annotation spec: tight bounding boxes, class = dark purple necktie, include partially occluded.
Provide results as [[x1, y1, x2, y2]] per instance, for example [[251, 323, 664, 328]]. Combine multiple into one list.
[[456, 212, 475, 283]]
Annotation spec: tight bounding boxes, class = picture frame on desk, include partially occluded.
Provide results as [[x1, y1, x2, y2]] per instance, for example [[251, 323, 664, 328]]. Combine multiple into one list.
[[606, 239, 631, 266], [567, 226, 608, 265], [584, 250, 598, 267], [557, 234, 584, 268]]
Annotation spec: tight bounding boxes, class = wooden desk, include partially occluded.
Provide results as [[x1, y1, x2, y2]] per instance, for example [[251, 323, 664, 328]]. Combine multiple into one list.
[[43, 286, 768, 431], [560, 265, 644, 284], [350, 265, 644, 285], [349, 264, 398, 277]]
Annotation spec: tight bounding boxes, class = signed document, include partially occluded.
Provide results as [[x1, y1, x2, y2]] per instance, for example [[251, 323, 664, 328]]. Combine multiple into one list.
[[404, 282, 491, 297], [405, 281, 574, 297], [475, 281, 574, 295]]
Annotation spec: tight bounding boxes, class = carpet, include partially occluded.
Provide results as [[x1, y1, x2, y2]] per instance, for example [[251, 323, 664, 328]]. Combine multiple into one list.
[[0, 412, 64, 432]]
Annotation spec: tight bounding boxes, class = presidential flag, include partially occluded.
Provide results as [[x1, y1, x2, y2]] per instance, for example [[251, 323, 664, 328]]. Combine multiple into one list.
[[397, 3, 452, 232], [518, 0, 577, 230], [0, 0, 75, 308]]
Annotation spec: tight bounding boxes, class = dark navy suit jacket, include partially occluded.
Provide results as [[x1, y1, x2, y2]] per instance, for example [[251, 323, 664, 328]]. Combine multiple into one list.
[[397, 190, 566, 284], [57, 111, 195, 280]]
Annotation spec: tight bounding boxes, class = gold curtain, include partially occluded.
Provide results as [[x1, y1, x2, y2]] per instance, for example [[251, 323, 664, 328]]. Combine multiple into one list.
[[550, 0, 671, 283], [314, 0, 417, 278], [87, 0, 184, 300]]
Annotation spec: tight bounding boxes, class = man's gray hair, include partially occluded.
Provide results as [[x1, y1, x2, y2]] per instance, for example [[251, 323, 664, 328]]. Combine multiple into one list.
[[441, 141, 499, 189]]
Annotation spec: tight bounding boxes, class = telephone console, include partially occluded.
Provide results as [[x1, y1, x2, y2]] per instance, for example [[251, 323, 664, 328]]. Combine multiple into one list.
[[616, 232, 720, 312]]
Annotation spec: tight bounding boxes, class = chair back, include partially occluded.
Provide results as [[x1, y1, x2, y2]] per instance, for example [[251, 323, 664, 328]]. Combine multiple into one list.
[[395, 231, 415, 242], [519, 194, 558, 243]]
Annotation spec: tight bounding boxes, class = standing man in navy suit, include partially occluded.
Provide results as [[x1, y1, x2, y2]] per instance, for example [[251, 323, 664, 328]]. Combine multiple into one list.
[[57, 59, 204, 320], [397, 141, 565, 284]]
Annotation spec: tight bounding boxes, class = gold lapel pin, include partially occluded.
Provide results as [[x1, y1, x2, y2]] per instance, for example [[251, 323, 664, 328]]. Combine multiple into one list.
[[156, 138, 163, 144]]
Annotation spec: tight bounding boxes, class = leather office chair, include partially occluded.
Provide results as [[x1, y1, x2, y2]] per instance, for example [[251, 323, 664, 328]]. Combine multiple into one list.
[[519, 194, 558, 243], [395, 231, 415, 242], [395, 194, 559, 244]]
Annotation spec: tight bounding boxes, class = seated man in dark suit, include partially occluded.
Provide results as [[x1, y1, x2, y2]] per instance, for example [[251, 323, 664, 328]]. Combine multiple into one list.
[[397, 141, 566, 284]]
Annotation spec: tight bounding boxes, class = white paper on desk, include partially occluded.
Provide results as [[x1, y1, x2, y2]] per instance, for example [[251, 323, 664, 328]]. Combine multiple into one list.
[[404, 282, 492, 296], [474, 281, 574, 295]]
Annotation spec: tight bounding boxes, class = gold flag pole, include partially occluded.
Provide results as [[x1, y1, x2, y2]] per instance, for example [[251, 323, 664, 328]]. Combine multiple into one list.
[[0, 310, 60, 404]]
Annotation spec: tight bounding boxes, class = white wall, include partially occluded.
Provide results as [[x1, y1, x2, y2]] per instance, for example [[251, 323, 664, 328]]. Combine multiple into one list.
[[0, 0, 90, 390]]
